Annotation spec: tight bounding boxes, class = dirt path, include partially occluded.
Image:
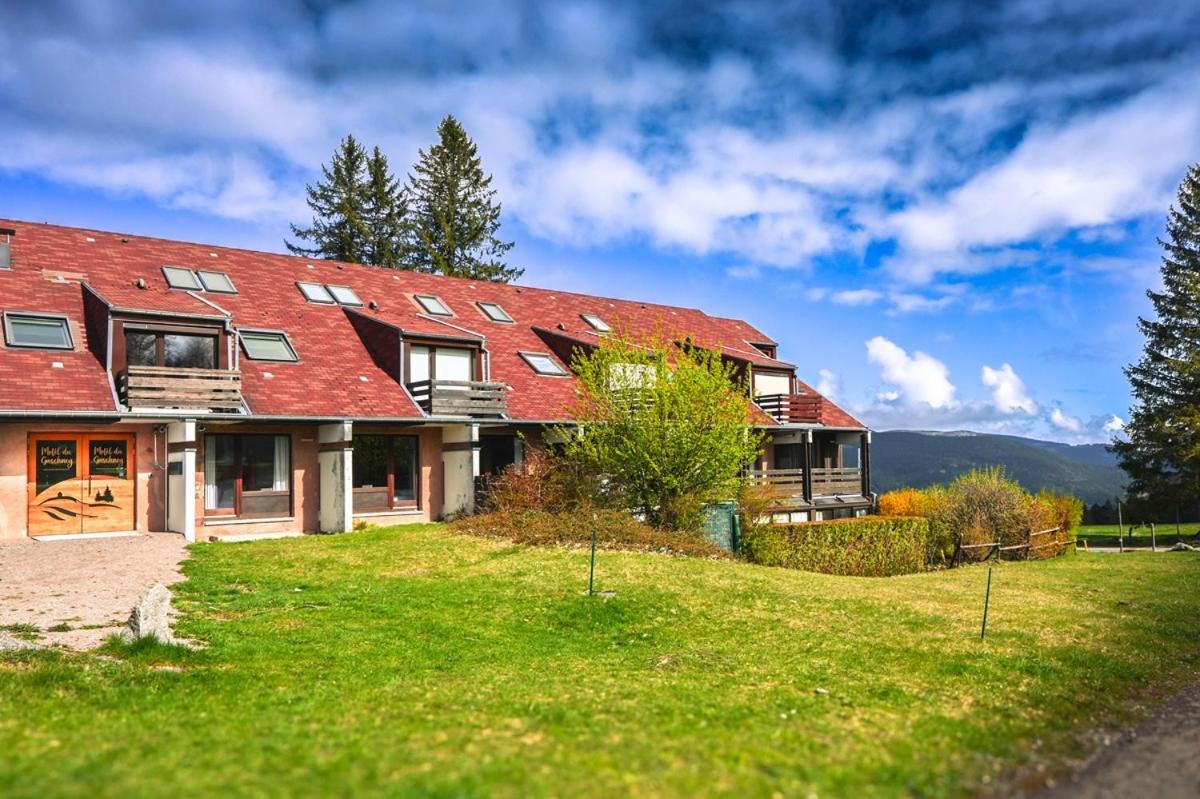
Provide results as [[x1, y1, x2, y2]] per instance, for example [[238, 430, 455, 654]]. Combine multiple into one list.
[[0, 533, 186, 649], [1033, 681, 1200, 799]]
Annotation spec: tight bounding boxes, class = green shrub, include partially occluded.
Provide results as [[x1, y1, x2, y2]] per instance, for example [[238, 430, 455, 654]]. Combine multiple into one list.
[[740, 516, 931, 576], [452, 509, 733, 559]]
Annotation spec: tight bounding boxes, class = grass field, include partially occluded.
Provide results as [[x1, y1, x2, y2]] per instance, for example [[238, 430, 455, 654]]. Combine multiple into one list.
[[2, 525, 1199, 798], [1077, 522, 1200, 548]]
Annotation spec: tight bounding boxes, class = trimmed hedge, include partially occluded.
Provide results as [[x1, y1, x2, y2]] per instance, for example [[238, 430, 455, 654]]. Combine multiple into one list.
[[740, 516, 932, 577]]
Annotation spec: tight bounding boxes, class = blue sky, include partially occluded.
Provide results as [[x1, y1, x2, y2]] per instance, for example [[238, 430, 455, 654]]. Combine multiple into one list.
[[3, 1, 1197, 443]]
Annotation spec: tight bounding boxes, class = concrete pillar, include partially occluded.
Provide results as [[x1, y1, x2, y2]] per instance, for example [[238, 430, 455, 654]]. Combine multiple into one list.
[[166, 420, 197, 542], [441, 423, 479, 518], [318, 421, 353, 533]]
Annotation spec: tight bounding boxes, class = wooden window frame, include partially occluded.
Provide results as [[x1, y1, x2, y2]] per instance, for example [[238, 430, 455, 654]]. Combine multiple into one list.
[[124, 326, 219, 369], [202, 433, 293, 520], [351, 434, 420, 512]]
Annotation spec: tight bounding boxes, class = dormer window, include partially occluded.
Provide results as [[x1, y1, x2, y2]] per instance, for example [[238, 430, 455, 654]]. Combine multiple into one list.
[[327, 285, 363, 306], [477, 301, 513, 323], [197, 270, 237, 294], [162, 266, 203, 290], [3, 312, 73, 350], [415, 295, 452, 316], [520, 351, 568, 376], [581, 313, 611, 332], [239, 329, 299, 362], [297, 282, 335, 304]]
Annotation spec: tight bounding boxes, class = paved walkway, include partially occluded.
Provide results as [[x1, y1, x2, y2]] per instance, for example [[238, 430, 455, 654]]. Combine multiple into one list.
[[1036, 681, 1200, 799], [0, 533, 187, 649]]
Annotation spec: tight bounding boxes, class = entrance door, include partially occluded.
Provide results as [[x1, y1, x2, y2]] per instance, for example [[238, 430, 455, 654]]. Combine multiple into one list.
[[27, 433, 135, 536]]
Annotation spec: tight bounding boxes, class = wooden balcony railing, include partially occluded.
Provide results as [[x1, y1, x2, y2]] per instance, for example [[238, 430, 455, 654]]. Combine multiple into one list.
[[755, 393, 823, 424], [118, 365, 242, 413], [746, 466, 864, 505], [407, 379, 508, 418], [810, 467, 862, 497]]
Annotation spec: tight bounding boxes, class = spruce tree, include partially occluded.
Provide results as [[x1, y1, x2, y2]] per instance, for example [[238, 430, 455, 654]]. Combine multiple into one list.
[[401, 115, 521, 282], [1114, 164, 1200, 512], [362, 146, 407, 268], [287, 135, 371, 263]]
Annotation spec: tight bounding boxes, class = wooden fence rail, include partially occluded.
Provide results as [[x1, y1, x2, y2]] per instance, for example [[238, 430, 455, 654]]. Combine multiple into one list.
[[952, 526, 1065, 565]]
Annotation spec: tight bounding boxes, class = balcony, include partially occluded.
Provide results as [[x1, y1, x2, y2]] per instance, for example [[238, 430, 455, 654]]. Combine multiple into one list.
[[118, 365, 242, 413], [747, 466, 864, 506], [407, 379, 508, 418], [755, 393, 823, 424]]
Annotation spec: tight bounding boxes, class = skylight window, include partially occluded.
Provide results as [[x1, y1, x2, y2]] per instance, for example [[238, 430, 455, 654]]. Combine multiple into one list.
[[197, 270, 237, 294], [327, 285, 363, 306], [415, 295, 452, 316], [239, 330, 299, 362], [162, 266, 202, 290], [477, 301, 513, 323], [581, 313, 611, 332], [297, 282, 335, 304], [520, 351, 567, 376], [3, 312, 73, 350]]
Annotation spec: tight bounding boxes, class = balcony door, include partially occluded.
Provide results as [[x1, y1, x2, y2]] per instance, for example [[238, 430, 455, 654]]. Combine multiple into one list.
[[409, 345, 476, 389], [27, 433, 136, 537]]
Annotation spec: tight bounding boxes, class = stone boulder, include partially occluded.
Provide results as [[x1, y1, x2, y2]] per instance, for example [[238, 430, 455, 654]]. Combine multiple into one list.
[[121, 583, 175, 644], [1169, 542, 1197, 552]]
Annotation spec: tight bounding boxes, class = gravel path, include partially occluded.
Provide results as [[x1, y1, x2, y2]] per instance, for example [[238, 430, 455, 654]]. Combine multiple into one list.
[[1034, 681, 1200, 799], [0, 533, 187, 649]]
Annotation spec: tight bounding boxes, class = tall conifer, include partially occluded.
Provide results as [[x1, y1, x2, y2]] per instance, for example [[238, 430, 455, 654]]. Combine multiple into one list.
[[1114, 164, 1200, 513], [287, 135, 371, 263], [400, 115, 521, 282]]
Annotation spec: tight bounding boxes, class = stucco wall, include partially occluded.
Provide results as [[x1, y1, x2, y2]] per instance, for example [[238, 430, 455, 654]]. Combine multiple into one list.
[[0, 421, 163, 540]]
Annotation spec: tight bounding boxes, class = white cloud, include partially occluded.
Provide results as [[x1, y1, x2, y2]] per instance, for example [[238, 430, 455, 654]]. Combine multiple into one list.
[[865, 336, 957, 409], [817, 368, 840, 400], [830, 288, 883, 306], [1049, 407, 1084, 433], [1102, 414, 1126, 433], [981, 363, 1038, 415], [887, 292, 956, 315]]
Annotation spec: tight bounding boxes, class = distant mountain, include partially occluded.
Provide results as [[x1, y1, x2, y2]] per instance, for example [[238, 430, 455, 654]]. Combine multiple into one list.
[[870, 430, 1125, 505]]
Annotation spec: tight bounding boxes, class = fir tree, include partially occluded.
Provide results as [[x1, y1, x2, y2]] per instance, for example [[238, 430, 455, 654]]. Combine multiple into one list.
[[362, 146, 407, 268], [287, 135, 371, 263], [401, 115, 521, 282], [1114, 164, 1200, 511]]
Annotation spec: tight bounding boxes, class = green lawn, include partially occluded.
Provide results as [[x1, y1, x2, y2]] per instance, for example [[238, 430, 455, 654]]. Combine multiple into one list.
[[2, 525, 1199, 798], [1077, 522, 1200, 548]]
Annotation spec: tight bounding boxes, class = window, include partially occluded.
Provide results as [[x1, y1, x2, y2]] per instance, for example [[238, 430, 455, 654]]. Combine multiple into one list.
[[297, 282, 335, 303], [581, 313, 611, 332], [3, 312, 73, 349], [408, 345, 475, 384], [239, 330, 298, 362], [197, 270, 237, 294], [609, 362, 655, 389], [477, 301, 513, 323], [520, 351, 567, 376], [204, 434, 291, 518], [327, 285, 363, 306], [352, 435, 419, 512], [125, 328, 217, 369], [162, 266, 203, 290], [0, 229, 11, 269], [753, 370, 792, 398], [415, 294, 452, 316]]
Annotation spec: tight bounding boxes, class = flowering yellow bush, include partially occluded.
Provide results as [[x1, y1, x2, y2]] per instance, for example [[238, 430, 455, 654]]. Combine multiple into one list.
[[878, 488, 926, 517]]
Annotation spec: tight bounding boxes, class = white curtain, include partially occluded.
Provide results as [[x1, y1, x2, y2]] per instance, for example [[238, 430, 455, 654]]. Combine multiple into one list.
[[204, 441, 218, 508], [409, 345, 431, 383], [273, 435, 290, 491]]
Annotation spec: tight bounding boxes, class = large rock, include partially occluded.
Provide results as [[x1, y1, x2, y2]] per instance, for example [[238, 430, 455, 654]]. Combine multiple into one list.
[[0, 631, 38, 651], [121, 583, 175, 644], [1169, 542, 1197, 552]]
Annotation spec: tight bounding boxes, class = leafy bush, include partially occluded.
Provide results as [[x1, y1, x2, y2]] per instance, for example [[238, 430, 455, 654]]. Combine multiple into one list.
[[878, 488, 926, 517], [452, 509, 733, 559], [481, 446, 598, 514], [740, 516, 931, 576]]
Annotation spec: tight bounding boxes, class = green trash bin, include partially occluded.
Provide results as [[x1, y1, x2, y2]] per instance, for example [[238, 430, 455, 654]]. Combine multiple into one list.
[[701, 501, 741, 553]]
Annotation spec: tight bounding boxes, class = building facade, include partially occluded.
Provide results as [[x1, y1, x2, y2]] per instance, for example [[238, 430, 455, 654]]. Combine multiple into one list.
[[0, 219, 871, 543]]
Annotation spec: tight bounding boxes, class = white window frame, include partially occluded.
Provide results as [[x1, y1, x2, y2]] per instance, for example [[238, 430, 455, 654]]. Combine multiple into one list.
[[519, 351, 568, 377], [238, 328, 299, 362], [580, 313, 611, 332], [2, 311, 75, 350]]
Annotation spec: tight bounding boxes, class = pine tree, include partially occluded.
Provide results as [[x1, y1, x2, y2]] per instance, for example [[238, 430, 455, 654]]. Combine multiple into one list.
[[287, 135, 371, 263], [400, 115, 521, 282], [362, 146, 406, 268], [1114, 164, 1200, 510]]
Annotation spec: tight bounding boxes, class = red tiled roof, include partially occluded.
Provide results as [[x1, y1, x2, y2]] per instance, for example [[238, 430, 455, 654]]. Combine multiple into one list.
[[0, 218, 865, 428]]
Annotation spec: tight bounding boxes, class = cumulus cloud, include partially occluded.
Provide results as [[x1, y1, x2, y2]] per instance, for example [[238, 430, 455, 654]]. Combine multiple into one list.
[[1048, 407, 1084, 433], [1102, 414, 1126, 433], [817, 368, 840, 400], [981, 363, 1038, 415], [865, 336, 957, 409]]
